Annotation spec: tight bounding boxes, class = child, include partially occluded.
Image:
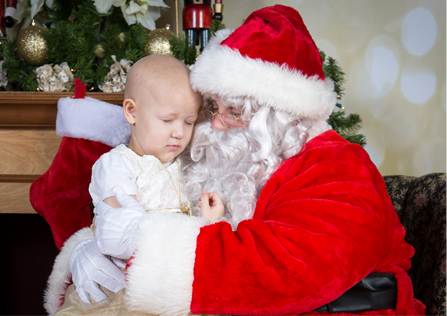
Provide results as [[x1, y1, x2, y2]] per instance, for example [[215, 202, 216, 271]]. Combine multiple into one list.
[[90, 54, 224, 252], [56, 55, 223, 315]]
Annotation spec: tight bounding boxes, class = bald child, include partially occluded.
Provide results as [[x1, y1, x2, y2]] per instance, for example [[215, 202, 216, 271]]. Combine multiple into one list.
[[87, 55, 223, 268]]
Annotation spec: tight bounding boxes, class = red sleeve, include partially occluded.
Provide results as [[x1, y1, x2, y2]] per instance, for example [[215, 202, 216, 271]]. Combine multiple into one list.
[[191, 130, 415, 315]]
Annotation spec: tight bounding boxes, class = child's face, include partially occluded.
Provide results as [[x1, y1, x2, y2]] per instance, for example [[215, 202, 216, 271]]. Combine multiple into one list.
[[129, 78, 200, 163]]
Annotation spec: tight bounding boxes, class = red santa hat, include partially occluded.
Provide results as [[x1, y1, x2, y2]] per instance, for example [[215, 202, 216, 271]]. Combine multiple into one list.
[[190, 5, 337, 121]]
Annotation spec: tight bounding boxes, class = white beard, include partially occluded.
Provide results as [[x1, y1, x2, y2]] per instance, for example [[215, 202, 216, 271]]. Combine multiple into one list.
[[182, 122, 283, 229]]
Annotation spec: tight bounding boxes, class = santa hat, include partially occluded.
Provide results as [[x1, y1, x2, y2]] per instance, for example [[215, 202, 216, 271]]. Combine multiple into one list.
[[190, 5, 337, 121]]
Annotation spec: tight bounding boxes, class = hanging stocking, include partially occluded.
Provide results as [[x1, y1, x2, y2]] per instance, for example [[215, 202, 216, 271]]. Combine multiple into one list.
[[30, 93, 130, 250]]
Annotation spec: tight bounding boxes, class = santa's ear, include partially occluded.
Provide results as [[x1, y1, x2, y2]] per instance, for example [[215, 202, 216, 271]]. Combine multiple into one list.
[[123, 99, 137, 124]]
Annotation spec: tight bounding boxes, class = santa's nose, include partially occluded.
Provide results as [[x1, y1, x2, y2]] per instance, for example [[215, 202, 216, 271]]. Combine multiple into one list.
[[211, 114, 230, 130]]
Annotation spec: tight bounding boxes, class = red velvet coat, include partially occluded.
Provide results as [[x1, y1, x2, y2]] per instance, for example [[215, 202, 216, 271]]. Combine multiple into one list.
[[123, 130, 425, 315]]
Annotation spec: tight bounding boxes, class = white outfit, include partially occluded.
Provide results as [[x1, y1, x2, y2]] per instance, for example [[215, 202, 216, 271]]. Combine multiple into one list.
[[89, 144, 190, 213]]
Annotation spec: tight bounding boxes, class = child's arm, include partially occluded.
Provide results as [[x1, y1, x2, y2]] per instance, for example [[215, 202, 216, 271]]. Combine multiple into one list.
[[104, 195, 137, 208], [199, 189, 224, 223]]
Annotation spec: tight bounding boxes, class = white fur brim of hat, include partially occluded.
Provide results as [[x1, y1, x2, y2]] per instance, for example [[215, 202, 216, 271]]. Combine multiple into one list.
[[56, 97, 130, 147], [190, 29, 337, 121]]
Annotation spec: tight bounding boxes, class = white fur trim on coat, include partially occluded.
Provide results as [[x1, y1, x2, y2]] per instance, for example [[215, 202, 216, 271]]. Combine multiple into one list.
[[56, 97, 131, 147], [190, 29, 337, 121], [125, 210, 210, 316], [44, 227, 93, 315]]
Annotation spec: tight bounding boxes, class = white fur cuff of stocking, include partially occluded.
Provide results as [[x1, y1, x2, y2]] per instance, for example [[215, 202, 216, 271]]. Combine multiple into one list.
[[125, 210, 209, 316]]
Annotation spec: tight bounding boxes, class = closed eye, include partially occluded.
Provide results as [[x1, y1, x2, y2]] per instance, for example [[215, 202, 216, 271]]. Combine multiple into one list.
[[162, 120, 172, 123]]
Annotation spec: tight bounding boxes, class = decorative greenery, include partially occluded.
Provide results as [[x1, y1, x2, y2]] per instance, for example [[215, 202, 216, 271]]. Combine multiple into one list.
[[210, 19, 226, 37], [170, 35, 197, 65], [328, 111, 366, 146], [100, 23, 147, 67], [0, 34, 38, 91], [320, 50, 366, 146]]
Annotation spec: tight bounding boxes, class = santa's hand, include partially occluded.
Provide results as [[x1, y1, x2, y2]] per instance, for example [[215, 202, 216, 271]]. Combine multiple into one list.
[[95, 186, 145, 259], [69, 239, 126, 304], [199, 189, 224, 223]]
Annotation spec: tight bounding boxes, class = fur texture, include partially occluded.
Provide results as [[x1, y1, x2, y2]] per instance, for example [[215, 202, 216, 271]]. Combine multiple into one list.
[[190, 29, 337, 121], [124, 211, 209, 316], [44, 228, 93, 315], [56, 97, 130, 147]]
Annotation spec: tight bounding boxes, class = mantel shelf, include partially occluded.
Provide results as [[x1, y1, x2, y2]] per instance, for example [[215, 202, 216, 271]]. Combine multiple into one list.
[[0, 92, 124, 128]]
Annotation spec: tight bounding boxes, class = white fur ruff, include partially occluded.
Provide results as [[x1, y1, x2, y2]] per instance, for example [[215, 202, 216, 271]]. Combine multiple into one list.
[[190, 30, 337, 121], [44, 227, 93, 315], [56, 97, 131, 147], [124, 210, 209, 316]]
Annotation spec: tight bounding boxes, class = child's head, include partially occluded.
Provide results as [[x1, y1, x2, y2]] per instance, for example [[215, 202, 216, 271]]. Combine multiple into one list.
[[123, 55, 201, 163]]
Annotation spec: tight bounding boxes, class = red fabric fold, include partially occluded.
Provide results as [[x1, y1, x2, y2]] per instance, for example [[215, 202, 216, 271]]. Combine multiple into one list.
[[191, 130, 424, 315]]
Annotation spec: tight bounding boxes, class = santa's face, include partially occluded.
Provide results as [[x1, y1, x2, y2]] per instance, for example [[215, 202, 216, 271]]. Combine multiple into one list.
[[208, 99, 248, 130]]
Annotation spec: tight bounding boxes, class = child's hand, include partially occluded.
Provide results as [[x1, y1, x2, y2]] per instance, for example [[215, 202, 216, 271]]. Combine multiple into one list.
[[199, 189, 224, 223]]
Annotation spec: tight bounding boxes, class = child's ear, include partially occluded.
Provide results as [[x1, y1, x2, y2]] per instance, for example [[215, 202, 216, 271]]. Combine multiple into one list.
[[123, 99, 137, 124]]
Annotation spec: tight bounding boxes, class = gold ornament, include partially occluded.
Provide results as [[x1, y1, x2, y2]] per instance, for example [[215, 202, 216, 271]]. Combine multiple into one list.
[[17, 25, 49, 66], [144, 25, 175, 56]]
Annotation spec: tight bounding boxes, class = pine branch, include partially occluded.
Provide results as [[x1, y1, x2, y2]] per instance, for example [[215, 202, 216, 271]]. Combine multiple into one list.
[[327, 110, 366, 146], [100, 23, 146, 67], [210, 19, 226, 37], [324, 56, 345, 98], [170, 34, 196, 65]]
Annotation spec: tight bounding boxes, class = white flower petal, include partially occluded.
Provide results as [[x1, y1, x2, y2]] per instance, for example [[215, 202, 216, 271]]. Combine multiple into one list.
[[113, 0, 126, 7], [30, 0, 44, 20], [126, 1, 144, 15], [136, 11, 156, 30], [14, 0, 29, 22], [146, 0, 169, 8], [121, 5, 137, 25], [93, 0, 115, 13], [147, 6, 161, 21]]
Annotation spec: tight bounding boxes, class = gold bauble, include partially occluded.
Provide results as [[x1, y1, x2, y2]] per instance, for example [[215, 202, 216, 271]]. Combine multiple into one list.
[[17, 25, 49, 66], [144, 25, 175, 56]]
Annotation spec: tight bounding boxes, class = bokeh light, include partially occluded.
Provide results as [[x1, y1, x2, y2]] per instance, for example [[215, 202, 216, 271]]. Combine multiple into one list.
[[401, 66, 436, 104], [402, 8, 437, 56], [365, 36, 399, 98]]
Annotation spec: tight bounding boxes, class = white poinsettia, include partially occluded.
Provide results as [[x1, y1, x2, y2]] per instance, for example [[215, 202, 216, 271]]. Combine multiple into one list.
[[121, 0, 169, 30], [93, 0, 126, 14], [15, 0, 54, 28], [93, 0, 168, 30]]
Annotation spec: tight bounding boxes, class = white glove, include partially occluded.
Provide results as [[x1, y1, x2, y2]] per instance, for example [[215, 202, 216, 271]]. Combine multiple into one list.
[[69, 239, 126, 303], [94, 186, 145, 259]]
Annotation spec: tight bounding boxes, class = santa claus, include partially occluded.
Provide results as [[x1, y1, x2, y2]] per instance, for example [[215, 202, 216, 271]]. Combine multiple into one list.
[[44, 5, 425, 316]]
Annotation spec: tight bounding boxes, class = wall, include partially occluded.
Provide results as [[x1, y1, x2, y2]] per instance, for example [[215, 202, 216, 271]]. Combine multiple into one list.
[[157, 0, 446, 177]]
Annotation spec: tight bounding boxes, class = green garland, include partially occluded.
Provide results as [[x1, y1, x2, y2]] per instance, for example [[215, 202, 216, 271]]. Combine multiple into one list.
[[320, 51, 366, 146]]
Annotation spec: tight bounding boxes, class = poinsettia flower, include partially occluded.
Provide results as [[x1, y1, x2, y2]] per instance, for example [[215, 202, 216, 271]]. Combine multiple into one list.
[[120, 0, 168, 30], [14, 0, 53, 27], [93, 0, 125, 14]]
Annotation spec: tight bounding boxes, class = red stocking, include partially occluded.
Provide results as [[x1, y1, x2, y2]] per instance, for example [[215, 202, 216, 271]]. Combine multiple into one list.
[[30, 137, 111, 250]]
